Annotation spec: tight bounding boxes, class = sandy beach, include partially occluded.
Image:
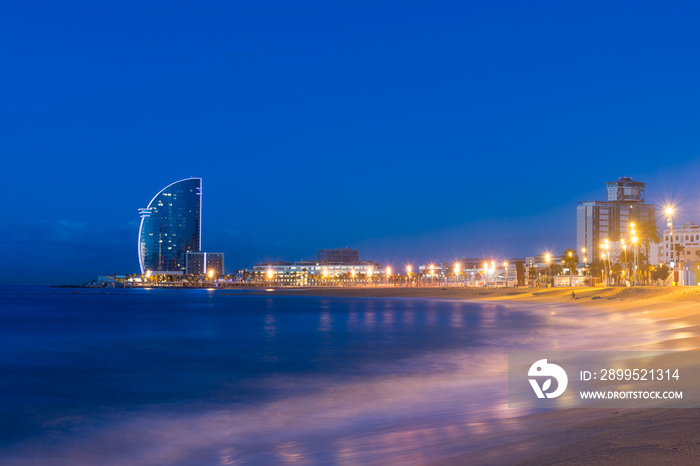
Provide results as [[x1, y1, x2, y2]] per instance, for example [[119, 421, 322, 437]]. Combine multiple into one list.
[[256, 286, 700, 465]]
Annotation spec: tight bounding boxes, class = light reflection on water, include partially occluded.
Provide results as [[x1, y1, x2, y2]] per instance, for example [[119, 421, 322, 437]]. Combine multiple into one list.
[[0, 288, 682, 465]]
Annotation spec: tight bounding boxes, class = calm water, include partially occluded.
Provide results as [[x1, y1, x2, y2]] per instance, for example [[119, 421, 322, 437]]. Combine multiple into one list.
[[0, 287, 665, 465]]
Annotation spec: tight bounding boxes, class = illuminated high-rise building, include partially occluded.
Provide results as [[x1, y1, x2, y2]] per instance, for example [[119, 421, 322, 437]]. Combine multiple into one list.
[[576, 178, 655, 263], [138, 178, 202, 274]]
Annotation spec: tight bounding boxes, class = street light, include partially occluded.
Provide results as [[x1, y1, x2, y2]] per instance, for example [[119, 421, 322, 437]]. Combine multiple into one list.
[[666, 206, 676, 285], [621, 238, 628, 280], [599, 240, 611, 285], [503, 261, 508, 287], [483, 261, 489, 287], [386, 266, 392, 286], [631, 235, 639, 286], [545, 254, 551, 287], [454, 262, 461, 286]]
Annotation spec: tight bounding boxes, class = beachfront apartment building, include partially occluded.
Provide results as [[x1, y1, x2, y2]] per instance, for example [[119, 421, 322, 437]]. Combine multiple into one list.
[[659, 222, 700, 265], [576, 178, 655, 264]]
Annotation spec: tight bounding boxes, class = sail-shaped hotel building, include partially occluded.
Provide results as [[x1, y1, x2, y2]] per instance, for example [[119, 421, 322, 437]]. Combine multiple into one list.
[[138, 178, 202, 274]]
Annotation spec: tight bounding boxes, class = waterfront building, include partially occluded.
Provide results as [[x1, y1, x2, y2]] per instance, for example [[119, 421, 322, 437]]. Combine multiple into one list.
[[576, 178, 655, 263], [138, 178, 202, 274], [659, 222, 700, 265], [241, 249, 382, 285], [317, 248, 359, 263], [186, 252, 225, 277]]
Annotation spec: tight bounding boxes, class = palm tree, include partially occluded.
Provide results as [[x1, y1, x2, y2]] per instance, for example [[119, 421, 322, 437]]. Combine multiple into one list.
[[562, 248, 579, 286], [638, 218, 660, 285], [674, 243, 685, 261], [674, 244, 686, 284]]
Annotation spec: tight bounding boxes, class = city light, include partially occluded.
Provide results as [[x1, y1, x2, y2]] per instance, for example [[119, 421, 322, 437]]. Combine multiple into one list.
[[267, 269, 274, 279], [208, 269, 214, 278], [454, 263, 460, 274], [666, 206, 674, 216], [386, 266, 392, 276], [406, 265, 412, 275]]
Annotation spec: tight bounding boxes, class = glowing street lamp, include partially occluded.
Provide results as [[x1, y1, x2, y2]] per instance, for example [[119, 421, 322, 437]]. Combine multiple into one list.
[[631, 235, 640, 286], [208, 269, 214, 279], [386, 266, 392, 285], [545, 254, 551, 287], [666, 206, 676, 285], [503, 261, 508, 288]]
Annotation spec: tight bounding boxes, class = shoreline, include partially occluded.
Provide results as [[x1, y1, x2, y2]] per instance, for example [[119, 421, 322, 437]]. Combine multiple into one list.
[[263, 286, 700, 464], [22, 285, 700, 463]]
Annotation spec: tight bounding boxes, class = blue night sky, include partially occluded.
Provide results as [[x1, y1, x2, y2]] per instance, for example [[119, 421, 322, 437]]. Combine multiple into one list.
[[2, 1, 700, 284]]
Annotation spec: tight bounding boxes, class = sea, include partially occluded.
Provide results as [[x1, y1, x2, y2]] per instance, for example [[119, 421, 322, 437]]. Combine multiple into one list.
[[0, 286, 669, 465]]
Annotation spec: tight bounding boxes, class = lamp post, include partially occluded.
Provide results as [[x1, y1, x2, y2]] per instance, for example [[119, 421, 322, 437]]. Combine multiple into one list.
[[503, 261, 509, 287], [666, 207, 675, 286], [600, 240, 611, 285], [620, 238, 628, 282], [631, 235, 639, 286], [545, 254, 551, 287], [386, 266, 392, 286], [454, 262, 461, 287], [406, 265, 412, 287]]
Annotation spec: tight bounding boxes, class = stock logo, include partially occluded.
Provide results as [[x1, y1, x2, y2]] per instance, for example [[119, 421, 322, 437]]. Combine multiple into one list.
[[528, 359, 568, 399]]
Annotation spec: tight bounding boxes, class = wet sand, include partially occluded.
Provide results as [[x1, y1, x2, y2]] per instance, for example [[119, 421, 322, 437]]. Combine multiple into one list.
[[260, 286, 700, 465]]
